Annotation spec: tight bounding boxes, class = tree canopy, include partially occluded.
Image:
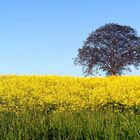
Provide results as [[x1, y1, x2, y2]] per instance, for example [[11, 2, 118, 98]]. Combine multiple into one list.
[[74, 23, 140, 76]]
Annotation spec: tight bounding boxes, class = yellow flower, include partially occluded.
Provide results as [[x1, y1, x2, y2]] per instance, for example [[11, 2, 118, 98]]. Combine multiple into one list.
[[0, 75, 139, 113]]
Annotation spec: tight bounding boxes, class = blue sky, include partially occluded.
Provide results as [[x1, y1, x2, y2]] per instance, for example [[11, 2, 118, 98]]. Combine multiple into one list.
[[0, 0, 140, 76]]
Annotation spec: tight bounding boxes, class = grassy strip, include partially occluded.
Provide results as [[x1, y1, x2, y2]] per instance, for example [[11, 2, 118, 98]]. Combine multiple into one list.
[[0, 109, 140, 140]]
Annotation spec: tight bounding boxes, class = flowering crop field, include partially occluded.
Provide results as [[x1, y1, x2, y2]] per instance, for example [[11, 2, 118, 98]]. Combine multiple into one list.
[[0, 75, 140, 140], [0, 75, 140, 113]]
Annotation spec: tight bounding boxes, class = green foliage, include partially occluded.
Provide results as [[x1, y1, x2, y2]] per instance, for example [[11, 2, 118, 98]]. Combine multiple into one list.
[[0, 109, 140, 140]]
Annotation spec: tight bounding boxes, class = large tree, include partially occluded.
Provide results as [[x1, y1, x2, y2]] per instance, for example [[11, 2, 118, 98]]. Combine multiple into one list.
[[74, 23, 140, 76]]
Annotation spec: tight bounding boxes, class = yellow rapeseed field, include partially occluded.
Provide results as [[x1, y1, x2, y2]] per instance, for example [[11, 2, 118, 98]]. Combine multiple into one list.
[[0, 75, 140, 113]]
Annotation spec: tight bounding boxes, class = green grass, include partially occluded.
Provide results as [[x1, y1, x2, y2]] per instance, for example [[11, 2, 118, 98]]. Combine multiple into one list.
[[0, 109, 140, 140]]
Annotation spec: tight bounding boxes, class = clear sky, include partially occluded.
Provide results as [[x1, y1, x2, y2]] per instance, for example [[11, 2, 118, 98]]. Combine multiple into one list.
[[0, 0, 140, 76]]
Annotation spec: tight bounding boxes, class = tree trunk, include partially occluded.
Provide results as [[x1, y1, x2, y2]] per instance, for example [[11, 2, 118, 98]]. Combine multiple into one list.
[[109, 69, 117, 75]]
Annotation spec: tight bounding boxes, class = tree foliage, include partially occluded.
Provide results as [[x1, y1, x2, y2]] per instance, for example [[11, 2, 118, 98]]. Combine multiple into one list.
[[74, 23, 140, 76]]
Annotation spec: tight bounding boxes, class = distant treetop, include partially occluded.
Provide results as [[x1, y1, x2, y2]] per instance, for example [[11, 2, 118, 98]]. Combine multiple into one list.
[[74, 23, 140, 76]]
